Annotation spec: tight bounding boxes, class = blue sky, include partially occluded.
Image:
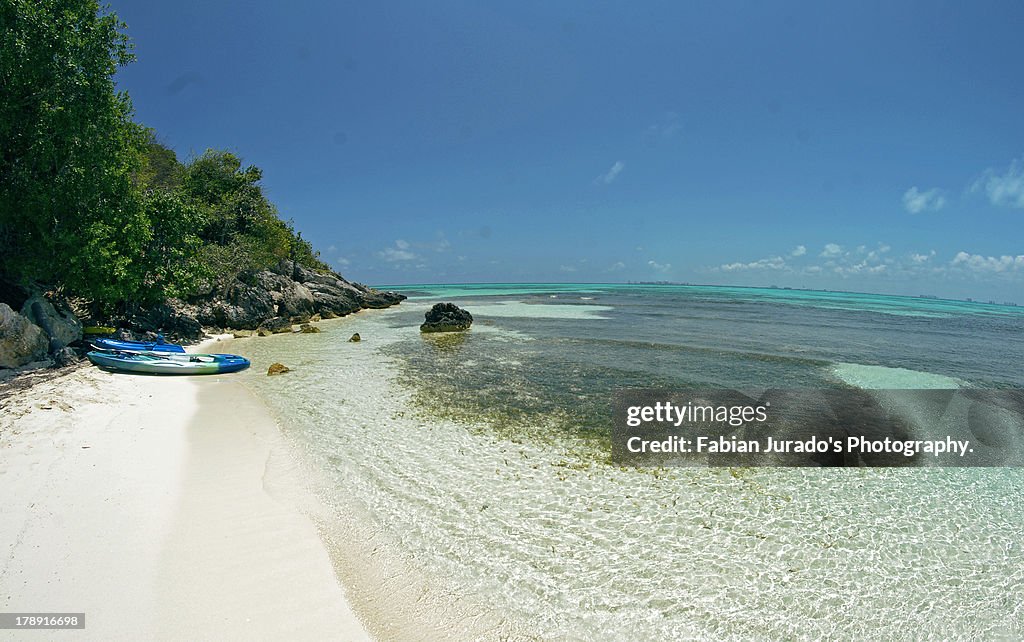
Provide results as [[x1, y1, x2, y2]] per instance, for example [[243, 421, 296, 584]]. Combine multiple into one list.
[[112, 1, 1023, 301]]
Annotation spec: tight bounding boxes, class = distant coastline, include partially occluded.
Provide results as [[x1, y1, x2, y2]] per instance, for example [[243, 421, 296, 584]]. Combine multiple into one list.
[[374, 281, 1022, 309]]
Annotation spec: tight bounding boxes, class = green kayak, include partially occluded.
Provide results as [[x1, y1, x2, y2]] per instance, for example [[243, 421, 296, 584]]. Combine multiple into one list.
[[86, 351, 250, 375]]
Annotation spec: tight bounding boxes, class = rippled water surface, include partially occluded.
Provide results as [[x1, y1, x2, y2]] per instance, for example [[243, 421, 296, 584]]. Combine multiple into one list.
[[230, 285, 1024, 640]]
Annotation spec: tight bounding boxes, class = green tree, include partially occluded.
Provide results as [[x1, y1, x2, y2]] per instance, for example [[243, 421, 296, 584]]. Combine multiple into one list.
[[180, 149, 329, 284], [0, 0, 150, 305], [136, 189, 204, 302], [138, 134, 184, 191]]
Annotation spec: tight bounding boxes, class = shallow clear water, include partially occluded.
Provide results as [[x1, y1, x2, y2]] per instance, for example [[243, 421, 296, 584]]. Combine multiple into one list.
[[230, 285, 1024, 640]]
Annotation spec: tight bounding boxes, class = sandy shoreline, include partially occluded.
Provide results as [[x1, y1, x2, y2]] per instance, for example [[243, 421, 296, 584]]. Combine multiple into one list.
[[0, 347, 371, 640]]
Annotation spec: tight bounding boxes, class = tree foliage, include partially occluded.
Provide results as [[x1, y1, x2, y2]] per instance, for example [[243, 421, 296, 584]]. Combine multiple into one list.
[[0, 1, 332, 310], [1, 0, 148, 302], [180, 149, 328, 287]]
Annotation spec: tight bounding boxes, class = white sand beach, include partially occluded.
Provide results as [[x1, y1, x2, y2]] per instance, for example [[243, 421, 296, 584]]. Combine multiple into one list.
[[0, 348, 371, 641]]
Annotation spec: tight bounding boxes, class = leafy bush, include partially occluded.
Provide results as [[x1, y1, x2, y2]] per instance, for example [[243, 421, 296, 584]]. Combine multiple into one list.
[[0, 1, 336, 311]]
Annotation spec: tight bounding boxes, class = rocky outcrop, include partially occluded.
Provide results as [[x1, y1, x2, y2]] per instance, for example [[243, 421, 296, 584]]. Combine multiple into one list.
[[124, 299, 203, 342], [20, 294, 82, 351], [0, 260, 405, 372], [0, 303, 49, 368], [299, 323, 320, 334], [348, 333, 361, 342], [420, 302, 473, 333], [192, 283, 275, 331], [184, 260, 405, 333]]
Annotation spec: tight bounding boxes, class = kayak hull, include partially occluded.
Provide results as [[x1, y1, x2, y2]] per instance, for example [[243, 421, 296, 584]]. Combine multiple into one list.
[[92, 338, 186, 353], [87, 351, 250, 375]]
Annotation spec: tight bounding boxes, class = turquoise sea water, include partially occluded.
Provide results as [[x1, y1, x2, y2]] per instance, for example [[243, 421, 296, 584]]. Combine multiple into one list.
[[229, 284, 1024, 640]]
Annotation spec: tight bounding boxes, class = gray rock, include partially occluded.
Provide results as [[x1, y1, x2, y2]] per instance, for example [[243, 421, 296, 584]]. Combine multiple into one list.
[[0, 303, 49, 368], [181, 262, 405, 332], [20, 294, 82, 351], [52, 346, 80, 367], [360, 290, 407, 309], [128, 300, 204, 341], [258, 316, 293, 334], [420, 302, 473, 333], [277, 281, 315, 318]]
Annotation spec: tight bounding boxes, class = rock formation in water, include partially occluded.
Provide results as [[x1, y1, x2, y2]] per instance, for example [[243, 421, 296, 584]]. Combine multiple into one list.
[[420, 302, 473, 333]]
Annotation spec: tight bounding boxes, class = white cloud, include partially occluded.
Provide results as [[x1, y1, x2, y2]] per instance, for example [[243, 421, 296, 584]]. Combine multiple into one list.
[[596, 161, 625, 185], [648, 259, 671, 273], [559, 264, 578, 273], [951, 251, 1024, 273], [820, 243, 843, 258], [971, 158, 1024, 209], [790, 245, 807, 257], [910, 251, 935, 264], [378, 248, 416, 262], [719, 256, 787, 272], [378, 240, 417, 262], [902, 187, 946, 214], [336, 256, 351, 267], [607, 261, 626, 272], [834, 261, 888, 276], [863, 243, 891, 261], [646, 112, 682, 139]]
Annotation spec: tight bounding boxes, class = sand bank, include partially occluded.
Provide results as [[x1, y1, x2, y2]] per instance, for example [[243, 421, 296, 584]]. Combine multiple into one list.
[[0, 356, 370, 640]]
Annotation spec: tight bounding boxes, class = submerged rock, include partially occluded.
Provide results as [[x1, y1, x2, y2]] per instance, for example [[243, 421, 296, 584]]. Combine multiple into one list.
[[420, 302, 473, 333], [299, 323, 321, 334], [422, 330, 467, 352], [348, 333, 361, 342], [0, 303, 49, 368], [267, 362, 290, 376]]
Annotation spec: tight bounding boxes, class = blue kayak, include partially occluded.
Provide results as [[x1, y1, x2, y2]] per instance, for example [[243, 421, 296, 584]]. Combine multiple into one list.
[[87, 351, 250, 375], [92, 337, 185, 353]]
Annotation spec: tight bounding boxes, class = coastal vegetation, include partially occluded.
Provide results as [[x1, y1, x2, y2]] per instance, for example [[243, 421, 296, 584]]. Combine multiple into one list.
[[0, 0, 329, 312], [0, 0, 404, 370]]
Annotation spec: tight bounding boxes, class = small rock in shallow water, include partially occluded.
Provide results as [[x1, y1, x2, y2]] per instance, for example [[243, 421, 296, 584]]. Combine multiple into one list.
[[259, 316, 293, 335], [267, 363, 290, 376], [299, 323, 321, 333], [349, 333, 361, 342]]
